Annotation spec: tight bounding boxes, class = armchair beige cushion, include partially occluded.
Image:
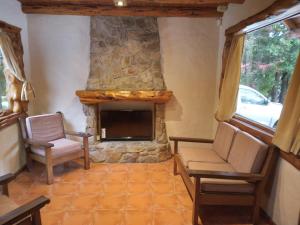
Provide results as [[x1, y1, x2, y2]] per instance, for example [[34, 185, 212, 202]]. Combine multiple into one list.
[[31, 138, 82, 159], [26, 113, 65, 142], [228, 131, 268, 173]]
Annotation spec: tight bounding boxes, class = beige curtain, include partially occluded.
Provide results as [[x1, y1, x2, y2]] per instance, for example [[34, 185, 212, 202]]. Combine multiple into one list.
[[0, 32, 34, 101], [215, 34, 245, 121], [273, 54, 300, 155]]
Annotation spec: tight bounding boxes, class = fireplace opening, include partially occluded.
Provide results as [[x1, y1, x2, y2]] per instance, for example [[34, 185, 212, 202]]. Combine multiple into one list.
[[100, 110, 154, 141]]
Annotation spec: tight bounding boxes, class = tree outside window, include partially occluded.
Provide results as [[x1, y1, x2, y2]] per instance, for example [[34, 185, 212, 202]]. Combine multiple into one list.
[[0, 50, 8, 111], [236, 21, 300, 128]]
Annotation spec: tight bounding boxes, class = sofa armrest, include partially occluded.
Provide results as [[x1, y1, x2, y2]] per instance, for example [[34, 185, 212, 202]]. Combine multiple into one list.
[[65, 131, 92, 138], [24, 139, 54, 149], [188, 169, 263, 182], [0, 196, 50, 225], [169, 136, 214, 143]]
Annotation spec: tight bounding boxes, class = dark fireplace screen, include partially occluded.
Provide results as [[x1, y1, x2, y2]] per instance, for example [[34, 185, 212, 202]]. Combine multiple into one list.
[[100, 110, 153, 141]]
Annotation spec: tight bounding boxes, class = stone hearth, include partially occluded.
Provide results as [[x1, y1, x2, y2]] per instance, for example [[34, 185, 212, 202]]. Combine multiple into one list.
[[81, 16, 172, 163]]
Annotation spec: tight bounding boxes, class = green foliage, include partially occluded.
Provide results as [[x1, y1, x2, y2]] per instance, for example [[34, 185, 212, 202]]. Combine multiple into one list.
[[241, 22, 300, 103], [0, 52, 7, 110]]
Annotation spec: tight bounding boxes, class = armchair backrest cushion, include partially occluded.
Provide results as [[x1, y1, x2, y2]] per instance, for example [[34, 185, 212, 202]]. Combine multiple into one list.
[[26, 113, 65, 142], [228, 130, 268, 173], [213, 122, 239, 161]]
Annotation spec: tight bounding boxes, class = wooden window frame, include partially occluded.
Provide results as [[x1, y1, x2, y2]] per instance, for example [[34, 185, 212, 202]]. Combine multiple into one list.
[[221, 0, 300, 170], [0, 20, 26, 130]]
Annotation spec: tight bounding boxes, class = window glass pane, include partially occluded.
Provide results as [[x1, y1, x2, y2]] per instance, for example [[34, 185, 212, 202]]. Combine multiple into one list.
[[236, 21, 300, 128], [0, 50, 8, 111]]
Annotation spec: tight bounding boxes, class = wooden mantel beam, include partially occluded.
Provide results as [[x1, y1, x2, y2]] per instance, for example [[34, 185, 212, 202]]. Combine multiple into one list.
[[76, 90, 173, 104], [18, 0, 245, 17]]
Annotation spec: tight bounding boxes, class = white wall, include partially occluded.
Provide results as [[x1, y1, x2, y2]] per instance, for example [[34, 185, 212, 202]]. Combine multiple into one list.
[[159, 18, 219, 144], [0, 0, 29, 175], [27, 15, 90, 132], [218, 1, 300, 225]]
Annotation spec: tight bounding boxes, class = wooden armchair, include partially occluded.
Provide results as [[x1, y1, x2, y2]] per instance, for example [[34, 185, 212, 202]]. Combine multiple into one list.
[[170, 122, 277, 225], [0, 174, 50, 225], [21, 112, 91, 184]]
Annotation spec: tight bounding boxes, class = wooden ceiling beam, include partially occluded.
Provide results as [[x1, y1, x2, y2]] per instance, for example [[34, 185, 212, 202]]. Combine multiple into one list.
[[20, 4, 223, 17], [19, 0, 245, 7]]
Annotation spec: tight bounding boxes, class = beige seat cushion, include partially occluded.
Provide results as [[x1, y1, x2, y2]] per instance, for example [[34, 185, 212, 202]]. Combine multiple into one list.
[[31, 138, 82, 159], [212, 122, 239, 161], [178, 147, 225, 167], [26, 113, 65, 142], [228, 131, 268, 173], [188, 162, 255, 194], [0, 195, 18, 216]]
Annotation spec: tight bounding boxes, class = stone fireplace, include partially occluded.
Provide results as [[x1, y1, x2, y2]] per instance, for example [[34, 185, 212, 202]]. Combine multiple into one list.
[[77, 16, 172, 163]]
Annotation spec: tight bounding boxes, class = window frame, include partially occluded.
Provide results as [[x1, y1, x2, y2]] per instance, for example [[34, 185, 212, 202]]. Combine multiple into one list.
[[0, 20, 25, 130], [222, 0, 300, 170]]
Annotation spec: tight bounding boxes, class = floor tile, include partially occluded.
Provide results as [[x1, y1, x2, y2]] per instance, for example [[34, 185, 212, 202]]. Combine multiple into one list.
[[126, 193, 152, 210], [94, 210, 125, 225], [125, 210, 153, 225]]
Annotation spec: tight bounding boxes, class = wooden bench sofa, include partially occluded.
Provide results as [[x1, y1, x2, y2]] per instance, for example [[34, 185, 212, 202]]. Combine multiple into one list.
[[0, 174, 50, 225], [170, 122, 277, 225]]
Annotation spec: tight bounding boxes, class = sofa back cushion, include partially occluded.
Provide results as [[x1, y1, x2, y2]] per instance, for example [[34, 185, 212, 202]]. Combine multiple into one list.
[[228, 131, 268, 173], [213, 122, 239, 161], [26, 113, 65, 142]]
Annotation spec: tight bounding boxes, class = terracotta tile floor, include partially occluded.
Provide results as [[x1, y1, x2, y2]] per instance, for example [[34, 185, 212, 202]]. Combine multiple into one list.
[[8, 159, 269, 225]]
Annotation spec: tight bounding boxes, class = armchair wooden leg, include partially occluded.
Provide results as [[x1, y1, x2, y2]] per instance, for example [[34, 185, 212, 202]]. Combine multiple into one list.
[[173, 156, 178, 175], [192, 177, 201, 225], [83, 136, 90, 170], [45, 148, 54, 185]]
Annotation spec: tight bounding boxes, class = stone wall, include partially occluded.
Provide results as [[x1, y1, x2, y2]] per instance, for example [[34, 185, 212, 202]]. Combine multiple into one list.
[[85, 16, 171, 163], [88, 16, 166, 91]]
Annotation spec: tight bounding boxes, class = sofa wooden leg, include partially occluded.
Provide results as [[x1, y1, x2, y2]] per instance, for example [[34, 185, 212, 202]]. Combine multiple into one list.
[[252, 203, 260, 225], [83, 137, 90, 170], [192, 178, 201, 225]]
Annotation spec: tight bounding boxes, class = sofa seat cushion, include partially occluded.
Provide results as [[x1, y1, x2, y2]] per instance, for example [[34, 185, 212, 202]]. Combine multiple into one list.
[[0, 195, 18, 216], [228, 131, 268, 173], [31, 138, 82, 159], [178, 147, 225, 167], [188, 162, 255, 194]]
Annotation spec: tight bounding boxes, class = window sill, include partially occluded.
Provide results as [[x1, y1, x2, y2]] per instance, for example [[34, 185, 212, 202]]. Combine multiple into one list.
[[0, 111, 23, 131], [230, 115, 300, 170]]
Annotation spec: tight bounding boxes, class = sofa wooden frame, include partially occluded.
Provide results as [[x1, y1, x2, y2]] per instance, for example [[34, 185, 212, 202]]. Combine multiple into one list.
[[170, 129, 277, 225], [0, 174, 50, 225]]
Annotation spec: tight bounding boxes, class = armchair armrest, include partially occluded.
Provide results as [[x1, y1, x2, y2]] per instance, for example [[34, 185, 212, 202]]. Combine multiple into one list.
[[24, 139, 54, 148], [0, 196, 50, 225], [0, 174, 15, 185], [188, 169, 264, 182], [65, 131, 92, 138], [169, 136, 214, 143]]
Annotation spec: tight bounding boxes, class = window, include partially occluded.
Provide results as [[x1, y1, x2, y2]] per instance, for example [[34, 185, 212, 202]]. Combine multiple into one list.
[[0, 49, 8, 111], [236, 21, 300, 129]]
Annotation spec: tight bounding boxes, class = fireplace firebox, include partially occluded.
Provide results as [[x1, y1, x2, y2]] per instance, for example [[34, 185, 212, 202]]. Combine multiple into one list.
[[100, 110, 153, 141]]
